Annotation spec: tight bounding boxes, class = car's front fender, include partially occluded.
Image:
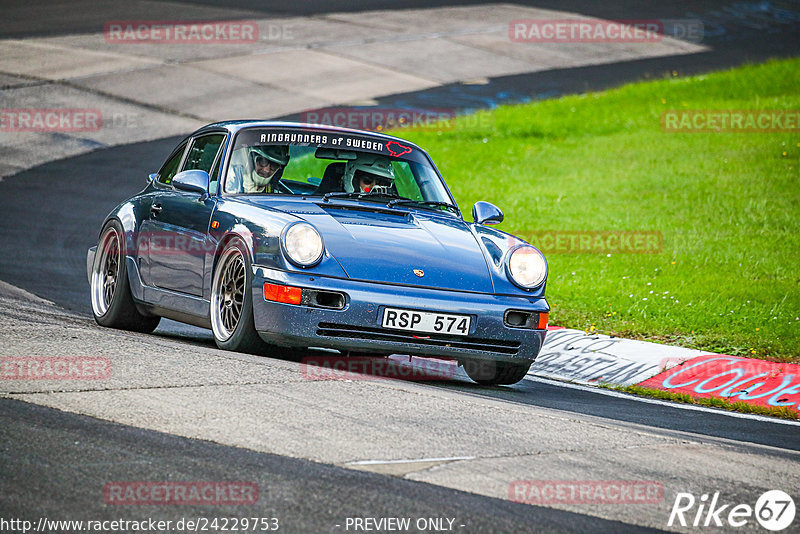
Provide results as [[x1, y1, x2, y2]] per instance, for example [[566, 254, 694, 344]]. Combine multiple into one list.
[[469, 223, 548, 298]]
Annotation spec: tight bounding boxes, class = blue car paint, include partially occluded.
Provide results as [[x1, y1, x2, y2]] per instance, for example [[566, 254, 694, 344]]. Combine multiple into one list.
[[241, 196, 495, 293], [91, 121, 549, 364]]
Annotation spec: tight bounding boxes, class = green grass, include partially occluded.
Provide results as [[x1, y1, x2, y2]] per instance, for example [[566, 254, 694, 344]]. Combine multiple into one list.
[[603, 385, 800, 420], [389, 58, 800, 362]]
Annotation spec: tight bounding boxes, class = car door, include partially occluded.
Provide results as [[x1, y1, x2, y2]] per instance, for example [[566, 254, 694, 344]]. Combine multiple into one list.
[[139, 141, 187, 288], [145, 133, 226, 296]]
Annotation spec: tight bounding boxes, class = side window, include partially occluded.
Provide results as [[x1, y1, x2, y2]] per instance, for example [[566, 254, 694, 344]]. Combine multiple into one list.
[[157, 143, 187, 185], [183, 134, 225, 173], [183, 133, 225, 195]]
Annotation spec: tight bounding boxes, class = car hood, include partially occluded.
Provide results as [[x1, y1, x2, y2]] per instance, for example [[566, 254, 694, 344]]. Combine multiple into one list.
[[256, 199, 494, 292]]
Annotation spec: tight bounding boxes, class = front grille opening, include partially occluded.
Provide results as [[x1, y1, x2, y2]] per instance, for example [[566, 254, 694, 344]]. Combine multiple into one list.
[[316, 322, 521, 355]]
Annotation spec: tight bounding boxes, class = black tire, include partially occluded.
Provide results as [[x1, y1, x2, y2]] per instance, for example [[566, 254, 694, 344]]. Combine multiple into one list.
[[210, 237, 268, 354], [90, 220, 161, 333], [463, 359, 532, 386]]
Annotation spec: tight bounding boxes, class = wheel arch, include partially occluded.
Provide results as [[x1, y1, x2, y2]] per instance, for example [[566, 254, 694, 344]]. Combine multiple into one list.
[[211, 225, 256, 276]]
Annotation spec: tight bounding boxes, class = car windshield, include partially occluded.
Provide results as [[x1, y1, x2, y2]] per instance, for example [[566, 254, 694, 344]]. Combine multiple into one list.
[[223, 127, 454, 209]]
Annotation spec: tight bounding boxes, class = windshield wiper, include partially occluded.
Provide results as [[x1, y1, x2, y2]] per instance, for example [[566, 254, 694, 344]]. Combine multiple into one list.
[[386, 199, 459, 214], [322, 191, 405, 202]]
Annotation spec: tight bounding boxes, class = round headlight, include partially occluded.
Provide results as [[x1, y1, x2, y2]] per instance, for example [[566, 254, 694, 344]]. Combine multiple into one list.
[[506, 245, 547, 289], [282, 222, 324, 267]]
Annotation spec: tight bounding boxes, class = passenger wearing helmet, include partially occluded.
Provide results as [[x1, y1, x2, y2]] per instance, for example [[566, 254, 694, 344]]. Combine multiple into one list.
[[243, 146, 290, 193], [342, 155, 395, 193]]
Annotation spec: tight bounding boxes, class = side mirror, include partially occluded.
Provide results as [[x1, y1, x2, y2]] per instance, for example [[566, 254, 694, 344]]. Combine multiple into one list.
[[172, 170, 209, 198], [472, 201, 504, 225], [147, 173, 158, 183]]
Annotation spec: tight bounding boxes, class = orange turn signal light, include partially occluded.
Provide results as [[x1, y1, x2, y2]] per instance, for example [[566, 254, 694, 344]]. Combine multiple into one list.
[[264, 283, 303, 305], [537, 312, 549, 330]]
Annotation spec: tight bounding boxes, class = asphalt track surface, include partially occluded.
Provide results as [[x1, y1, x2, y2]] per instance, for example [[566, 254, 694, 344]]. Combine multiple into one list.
[[0, 398, 665, 533], [1, 1, 799, 532]]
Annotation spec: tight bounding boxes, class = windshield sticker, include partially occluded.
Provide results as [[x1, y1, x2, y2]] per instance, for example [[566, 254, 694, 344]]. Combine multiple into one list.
[[386, 141, 412, 157], [238, 129, 414, 158]]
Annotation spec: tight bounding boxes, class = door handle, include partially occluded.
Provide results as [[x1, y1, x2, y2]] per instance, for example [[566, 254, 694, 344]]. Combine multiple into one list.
[[150, 203, 163, 215]]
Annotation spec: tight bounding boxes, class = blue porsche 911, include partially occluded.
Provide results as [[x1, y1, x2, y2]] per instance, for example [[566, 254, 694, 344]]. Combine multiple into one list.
[[87, 121, 549, 385]]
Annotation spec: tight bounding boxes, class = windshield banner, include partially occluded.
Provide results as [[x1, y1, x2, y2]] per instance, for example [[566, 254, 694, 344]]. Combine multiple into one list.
[[234, 128, 416, 160]]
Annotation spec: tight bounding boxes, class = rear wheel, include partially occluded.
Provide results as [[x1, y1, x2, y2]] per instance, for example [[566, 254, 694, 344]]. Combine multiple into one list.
[[210, 237, 267, 354], [90, 220, 160, 333], [463, 359, 532, 386]]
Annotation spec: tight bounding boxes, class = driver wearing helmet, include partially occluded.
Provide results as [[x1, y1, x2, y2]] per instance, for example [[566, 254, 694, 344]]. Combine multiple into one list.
[[243, 146, 290, 193], [342, 155, 395, 193]]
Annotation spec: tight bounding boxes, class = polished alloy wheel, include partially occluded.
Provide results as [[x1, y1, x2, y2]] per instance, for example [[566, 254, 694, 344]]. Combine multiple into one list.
[[211, 246, 246, 341], [91, 227, 121, 316]]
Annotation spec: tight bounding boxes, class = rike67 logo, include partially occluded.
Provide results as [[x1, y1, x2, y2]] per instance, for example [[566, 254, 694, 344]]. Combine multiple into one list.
[[668, 490, 795, 531]]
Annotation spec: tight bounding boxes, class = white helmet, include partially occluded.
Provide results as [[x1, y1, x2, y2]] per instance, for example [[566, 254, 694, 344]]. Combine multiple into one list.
[[343, 155, 395, 193], [249, 146, 289, 187]]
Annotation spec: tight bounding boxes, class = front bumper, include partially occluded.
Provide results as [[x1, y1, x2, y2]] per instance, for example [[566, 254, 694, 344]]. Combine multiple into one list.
[[252, 266, 548, 364]]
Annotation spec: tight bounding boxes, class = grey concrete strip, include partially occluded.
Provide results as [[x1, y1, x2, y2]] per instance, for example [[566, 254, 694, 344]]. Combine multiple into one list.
[[321, 3, 690, 79], [191, 48, 439, 103], [0, 39, 160, 80], [0, 83, 201, 172], [325, 37, 538, 84], [0, 0, 264, 39], [451, 31, 705, 67], [321, 3, 559, 34], [71, 64, 332, 122], [322, 6, 704, 83], [32, 18, 405, 63], [0, 4, 708, 180]]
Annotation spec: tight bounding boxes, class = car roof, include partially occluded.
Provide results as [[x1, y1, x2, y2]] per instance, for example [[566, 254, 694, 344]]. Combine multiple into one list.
[[190, 120, 428, 153]]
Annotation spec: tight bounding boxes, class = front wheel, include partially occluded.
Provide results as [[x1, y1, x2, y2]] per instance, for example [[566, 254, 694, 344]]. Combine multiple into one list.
[[463, 359, 532, 386], [210, 237, 267, 354], [90, 220, 160, 333]]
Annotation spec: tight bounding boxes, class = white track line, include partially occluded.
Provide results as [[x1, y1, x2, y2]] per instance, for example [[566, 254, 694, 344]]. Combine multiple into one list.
[[527, 375, 800, 427], [346, 456, 475, 466]]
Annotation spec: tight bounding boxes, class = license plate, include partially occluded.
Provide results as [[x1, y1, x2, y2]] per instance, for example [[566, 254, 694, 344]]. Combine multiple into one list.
[[381, 308, 471, 336]]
